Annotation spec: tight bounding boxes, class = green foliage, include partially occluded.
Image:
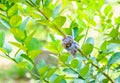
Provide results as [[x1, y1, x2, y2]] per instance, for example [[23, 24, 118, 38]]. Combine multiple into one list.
[[0, 31, 5, 47], [80, 64, 89, 78], [0, 0, 120, 83], [108, 52, 120, 68], [53, 16, 66, 28], [70, 59, 79, 68]]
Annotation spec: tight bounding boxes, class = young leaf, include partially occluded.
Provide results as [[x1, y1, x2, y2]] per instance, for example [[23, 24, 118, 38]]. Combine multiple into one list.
[[72, 27, 78, 39], [80, 64, 89, 78], [53, 16, 66, 28], [7, 4, 18, 17], [100, 41, 107, 51], [82, 43, 93, 55], [109, 28, 119, 38], [19, 17, 30, 31], [0, 48, 7, 55], [49, 74, 58, 83], [9, 42, 27, 52], [46, 68, 57, 78], [39, 65, 49, 76], [10, 28, 25, 41], [21, 54, 33, 63], [104, 5, 112, 15], [75, 34, 85, 42], [0, 18, 11, 29], [36, 0, 41, 5], [107, 52, 120, 68], [10, 15, 22, 27], [24, 30, 36, 45], [3, 42, 12, 53], [37, 59, 46, 69], [0, 4, 7, 11], [86, 37, 94, 45], [42, 0, 51, 7], [53, 75, 65, 83], [17, 62, 27, 68], [49, 34, 55, 41], [28, 50, 41, 59], [0, 31, 5, 47], [26, 38, 40, 51], [37, 20, 53, 28], [52, 4, 61, 18], [43, 7, 52, 18], [59, 54, 69, 63], [70, 59, 79, 68]]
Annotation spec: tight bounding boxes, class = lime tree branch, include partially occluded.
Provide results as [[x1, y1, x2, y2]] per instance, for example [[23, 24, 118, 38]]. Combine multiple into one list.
[[25, 1, 114, 83]]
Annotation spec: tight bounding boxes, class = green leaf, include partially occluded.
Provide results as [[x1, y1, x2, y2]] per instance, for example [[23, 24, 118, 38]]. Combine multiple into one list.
[[19, 17, 30, 31], [46, 68, 57, 78], [17, 62, 27, 68], [62, 28, 71, 35], [43, 7, 52, 18], [109, 28, 119, 38], [39, 65, 49, 75], [108, 12, 113, 19], [26, 38, 40, 51], [46, 40, 63, 54], [37, 59, 46, 69], [75, 34, 85, 42], [80, 64, 89, 78], [36, 0, 41, 5], [10, 28, 25, 41], [63, 68, 78, 74], [24, 30, 36, 45], [52, 4, 61, 18], [10, 15, 22, 27], [37, 20, 53, 28], [60, 79, 67, 83], [115, 75, 120, 83], [78, 19, 86, 28], [72, 27, 78, 39], [0, 4, 7, 11], [15, 51, 23, 62], [82, 43, 93, 55], [97, 54, 107, 61], [21, 54, 33, 63], [59, 54, 69, 63], [107, 52, 120, 68], [70, 59, 79, 68], [0, 31, 5, 47], [0, 48, 7, 55], [8, 4, 18, 17], [0, 14, 10, 27], [100, 41, 107, 51], [9, 42, 27, 52], [53, 75, 64, 83], [108, 39, 120, 44], [49, 34, 55, 41], [3, 42, 12, 53], [53, 16, 66, 28], [43, 0, 51, 7], [86, 37, 94, 45], [104, 5, 112, 15], [49, 74, 58, 82], [28, 50, 41, 59]]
